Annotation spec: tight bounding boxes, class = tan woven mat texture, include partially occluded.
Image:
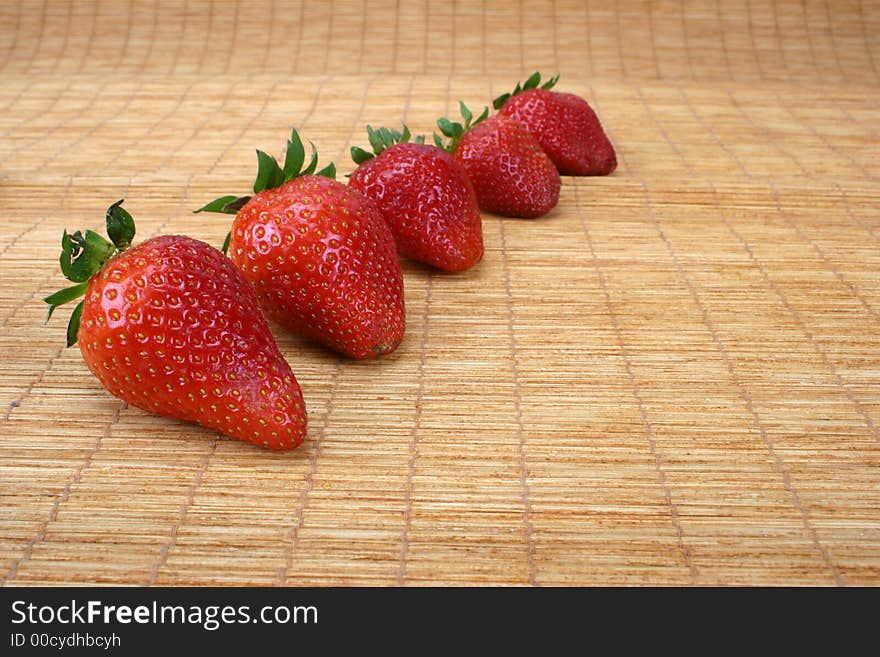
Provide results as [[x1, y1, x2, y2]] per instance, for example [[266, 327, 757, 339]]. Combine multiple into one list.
[[1, 0, 878, 586]]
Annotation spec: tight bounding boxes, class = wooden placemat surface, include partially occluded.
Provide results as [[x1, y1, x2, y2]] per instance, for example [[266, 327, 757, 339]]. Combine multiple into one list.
[[1, 0, 878, 586]]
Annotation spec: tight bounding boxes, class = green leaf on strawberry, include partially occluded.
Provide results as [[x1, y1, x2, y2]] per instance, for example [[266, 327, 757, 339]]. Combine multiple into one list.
[[44, 282, 89, 321], [195, 128, 337, 251], [59, 229, 114, 283], [193, 195, 244, 215], [105, 199, 135, 250], [46, 200, 139, 346], [255, 150, 285, 193], [196, 128, 335, 209], [350, 124, 425, 165], [493, 71, 560, 110], [66, 301, 84, 348], [434, 101, 489, 153], [282, 129, 305, 181], [316, 162, 336, 179]]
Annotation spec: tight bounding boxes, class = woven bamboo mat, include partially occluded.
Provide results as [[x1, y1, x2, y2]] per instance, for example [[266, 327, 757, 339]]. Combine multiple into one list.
[[1, 1, 878, 586]]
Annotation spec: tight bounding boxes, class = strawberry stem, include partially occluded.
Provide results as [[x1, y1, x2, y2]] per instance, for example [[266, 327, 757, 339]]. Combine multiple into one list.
[[434, 101, 488, 153], [254, 150, 285, 193], [66, 302, 84, 348], [282, 129, 306, 181], [350, 124, 424, 165], [105, 199, 135, 250], [195, 127, 336, 252], [44, 282, 89, 321], [315, 162, 336, 179], [45, 200, 137, 346], [492, 72, 560, 110]]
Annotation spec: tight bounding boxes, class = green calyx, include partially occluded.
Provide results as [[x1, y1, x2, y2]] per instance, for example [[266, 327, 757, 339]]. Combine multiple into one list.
[[194, 128, 336, 253], [350, 124, 425, 165], [434, 101, 489, 153], [45, 199, 137, 347], [492, 71, 560, 110]]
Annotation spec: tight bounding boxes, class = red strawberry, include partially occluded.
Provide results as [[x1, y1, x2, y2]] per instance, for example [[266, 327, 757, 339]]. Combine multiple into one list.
[[44, 201, 307, 450], [196, 129, 405, 359], [494, 72, 616, 176], [438, 103, 560, 218], [348, 125, 483, 272]]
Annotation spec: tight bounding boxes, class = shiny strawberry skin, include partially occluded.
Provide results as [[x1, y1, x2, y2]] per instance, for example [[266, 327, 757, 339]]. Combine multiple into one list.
[[229, 175, 405, 359], [498, 88, 616, 176], [349, 143, 483, 273], [453, 114, 560, 219], [78, 235, 307, 450]]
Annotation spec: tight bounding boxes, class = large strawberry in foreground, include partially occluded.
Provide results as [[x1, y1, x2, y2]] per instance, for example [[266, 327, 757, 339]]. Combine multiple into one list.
[[437, 102, 560, 218], [494, 72, 616, 176], [44, 201, 307, 450], [349, 125, 483, 272], [196, 129, 405, 359]]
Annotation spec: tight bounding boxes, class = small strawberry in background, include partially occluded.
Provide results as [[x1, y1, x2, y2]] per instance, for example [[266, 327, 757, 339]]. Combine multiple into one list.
[[348, 125, 483, 273], [44, 201, 307, 450], [494, 72, 616, 176], [436, 101, 561, 219], [196, 129, 405, 360]]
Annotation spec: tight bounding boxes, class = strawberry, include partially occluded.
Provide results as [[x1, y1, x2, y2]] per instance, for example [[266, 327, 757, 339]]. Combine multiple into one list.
[[494, 72, 616, 176], [44, 200, 307, 450], [348, 125, 483, 272], [437, 102, 560, 218], [196, 129, 405, 359]]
